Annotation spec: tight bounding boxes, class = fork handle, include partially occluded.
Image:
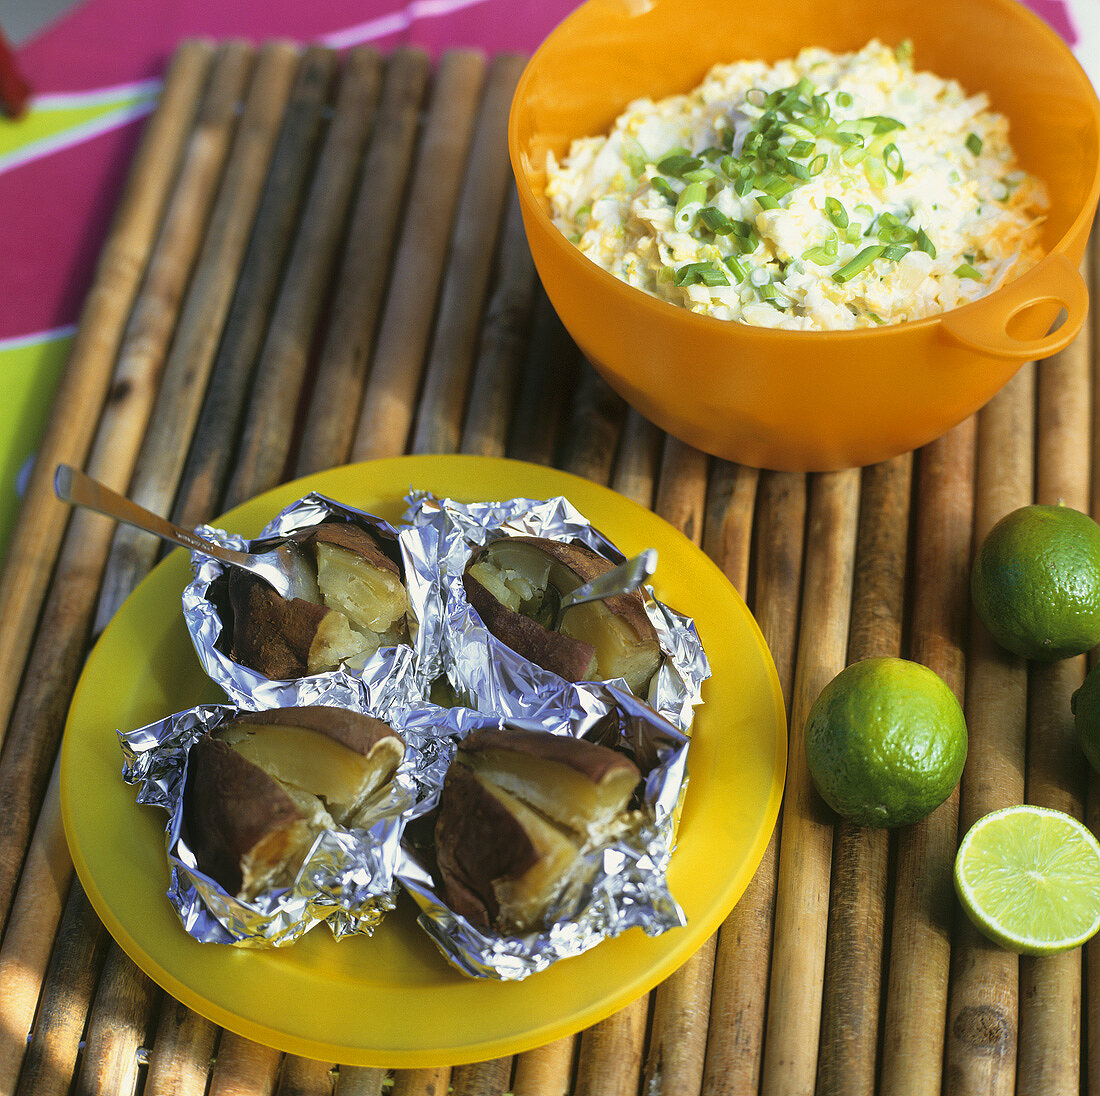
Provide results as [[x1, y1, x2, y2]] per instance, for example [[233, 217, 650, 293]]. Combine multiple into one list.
[[54, 464, 227, 560]]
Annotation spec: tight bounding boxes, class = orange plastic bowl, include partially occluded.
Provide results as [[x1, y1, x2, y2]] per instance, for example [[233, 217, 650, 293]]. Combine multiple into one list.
[[509, 0, 1100, 471]]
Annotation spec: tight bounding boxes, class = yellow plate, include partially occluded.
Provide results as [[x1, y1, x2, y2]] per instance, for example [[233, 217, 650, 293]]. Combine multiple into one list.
[[61, 455, 786, 1067]]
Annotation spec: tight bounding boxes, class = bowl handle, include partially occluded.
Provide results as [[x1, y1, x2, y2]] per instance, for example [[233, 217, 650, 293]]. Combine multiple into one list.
[[938, 253, 1087, 362]]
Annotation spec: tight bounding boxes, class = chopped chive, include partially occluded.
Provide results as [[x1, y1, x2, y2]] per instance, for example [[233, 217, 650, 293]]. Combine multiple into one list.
[[881, 244, 910, 261], [684, 167, 718, 184], [832, 244, 887, 282], [699, 206, 737, 234], [966, 132, 983, 155], [955, 263, 983, 280], [802, 245, 836, 266], [788, 139, 816, 159], [845, 223, 863, 243], [915, 227, 937, 257], [757, 194, 781, 210], [674, 181, 706, 230], [867, 115, 904, 135], [784, 159, 811, 181], [756, 281, 778, 300], [811, 94, 830, 117], [809, 152, 829, 176], [883, 143, 904, 180], [865, 158, 888, 188], [728, 218, 754, 237], [834, 130, 864, 146], [836, 91, 853, 108], [674, 261, 729, 287], [659, 153, 704, 176], [825, 196, 849, 229], [841, 146, 867, 166], [879, 223, 917, 244], [650, 176, 677, 203], [722, 255, 747, 281]]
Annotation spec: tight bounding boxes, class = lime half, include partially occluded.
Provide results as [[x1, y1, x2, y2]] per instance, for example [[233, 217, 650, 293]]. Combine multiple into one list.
[[954, 805, 1100, 955]]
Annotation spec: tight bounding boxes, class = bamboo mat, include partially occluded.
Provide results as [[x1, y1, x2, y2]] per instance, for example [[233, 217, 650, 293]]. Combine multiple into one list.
[[0, 39, 1096, 1096]]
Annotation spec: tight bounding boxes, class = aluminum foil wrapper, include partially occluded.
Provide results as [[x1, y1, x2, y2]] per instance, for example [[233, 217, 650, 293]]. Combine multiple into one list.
[[404, 492, 711, 733], [183, 493, 442, 714], [394, 689, 689, 979], [120, 701, 426, 947]]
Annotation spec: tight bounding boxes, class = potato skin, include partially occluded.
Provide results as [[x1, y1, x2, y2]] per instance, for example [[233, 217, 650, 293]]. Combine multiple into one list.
[[184, 735, 306, 897], [434, 762, 542, 931], [225, 569, 327, 679], [231, 705, 401, 759]]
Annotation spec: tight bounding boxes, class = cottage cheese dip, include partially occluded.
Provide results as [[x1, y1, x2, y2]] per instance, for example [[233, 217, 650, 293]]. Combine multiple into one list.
[[546, 41, 1049, 330]]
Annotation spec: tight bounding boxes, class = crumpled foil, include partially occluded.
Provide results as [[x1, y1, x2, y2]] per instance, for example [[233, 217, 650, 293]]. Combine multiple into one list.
[[183, 493, 442, 715], [394, 688, 690, 980], [404, 492, 711, 733], [119, 702, 419, 947]]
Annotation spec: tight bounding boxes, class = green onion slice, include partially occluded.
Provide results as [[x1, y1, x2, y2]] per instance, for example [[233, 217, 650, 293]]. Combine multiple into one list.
[[915, 227, 937, 257], [833, 244, 887, 283], [650, 176, 677, 203], [825, 197, 849, 229], [966, 132, 983, 155], [955, 263, 983, 280], [698, 206, 736, 234], [883, 143, 904, 180]]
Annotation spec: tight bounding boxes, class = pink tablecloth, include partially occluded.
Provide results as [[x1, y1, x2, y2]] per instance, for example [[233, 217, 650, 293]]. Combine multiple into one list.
[[0, 0, 1095, 558]]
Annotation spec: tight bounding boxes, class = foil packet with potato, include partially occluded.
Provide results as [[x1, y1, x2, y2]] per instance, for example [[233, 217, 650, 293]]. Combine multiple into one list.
[[183, 493, 443, 713], [403, 492, 710, 732], [394, 690, 689, 979], [121, 700, 428, 947]]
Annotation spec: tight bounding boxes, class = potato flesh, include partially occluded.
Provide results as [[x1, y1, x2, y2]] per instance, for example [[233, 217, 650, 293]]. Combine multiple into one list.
[[560, 601, 660, 694], [463, 748, 637, 840], [474, 542, 659, 691], [473, 776, 583, 932], [219, 724, 401, 826], [315, 542, 408, 633]]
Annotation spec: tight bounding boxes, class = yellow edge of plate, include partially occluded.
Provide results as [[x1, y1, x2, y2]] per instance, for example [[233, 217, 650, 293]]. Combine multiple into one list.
[[60, 455, 786, 1067]]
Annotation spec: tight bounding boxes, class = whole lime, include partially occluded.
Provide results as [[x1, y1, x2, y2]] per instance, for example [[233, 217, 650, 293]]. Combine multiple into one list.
[[1070, 661, 1100, 774], [971, 504, 1100, 661], [804, 657, 967, 828]]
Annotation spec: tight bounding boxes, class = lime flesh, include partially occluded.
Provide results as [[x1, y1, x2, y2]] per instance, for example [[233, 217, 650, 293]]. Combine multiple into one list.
[[954, 804, 1100, 955]]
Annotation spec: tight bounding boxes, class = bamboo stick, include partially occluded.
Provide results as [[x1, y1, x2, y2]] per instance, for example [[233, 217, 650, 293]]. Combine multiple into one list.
[[1017, 267, 1092, 1096], [223, 46, 384, 509], [573, 996, 648, 1096], [142, 997, 219, 1096], [702, 468, 804, 1096], [206, 1033, 282, 1096], [172, 45, 336, 529], [460, 187, 540, 459], [295, 48, 430, 476], [642, 437, 713, 1096], [0, 40, 251, 933], [96, 40, 296, 623], [510, 1038, 575, 1096], [449, 1057, 512, 1096], [817, 453, 913, 1096], [333, 1066, 388, 1095], [559, 363, 627, 483], [879, 416, 977, 1096], [275, 1056, 337, 1096], [389, 1068, 452, 1096], [75, 944, 158, 1096], [0, 39, 213, 742], [760, 468, 861, 1096], [942, 366, 1033, 1096], [10, 879, 108, 1096], [507, 290, 580, 468], [411, 53, 527, 456], [350, 51, 486, 462], [0, 765, 74, 1091]]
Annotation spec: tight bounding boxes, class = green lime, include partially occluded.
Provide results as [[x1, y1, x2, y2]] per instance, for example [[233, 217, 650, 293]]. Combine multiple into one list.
[[1070, 661, 1100, 774], [954, 805, 1100, 955], [971, 503, 1100, 661], [804, 657, 967, 828]]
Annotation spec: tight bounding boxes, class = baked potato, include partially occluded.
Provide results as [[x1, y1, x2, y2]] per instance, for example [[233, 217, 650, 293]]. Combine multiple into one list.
[[434, 727, 641, 933], [184, 706, 404, 900], [226, 521, 409, 679], [462, 536, 661, 694]]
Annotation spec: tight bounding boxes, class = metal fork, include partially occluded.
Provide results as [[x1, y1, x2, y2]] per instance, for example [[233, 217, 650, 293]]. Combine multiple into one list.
[[550, 548, 658, 629], [54, 464, 313, 601]]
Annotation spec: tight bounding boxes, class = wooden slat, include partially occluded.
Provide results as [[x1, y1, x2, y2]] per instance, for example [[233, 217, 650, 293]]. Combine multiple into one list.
[[761, 469, 861, 1096], [0, 39, 214, 744]]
